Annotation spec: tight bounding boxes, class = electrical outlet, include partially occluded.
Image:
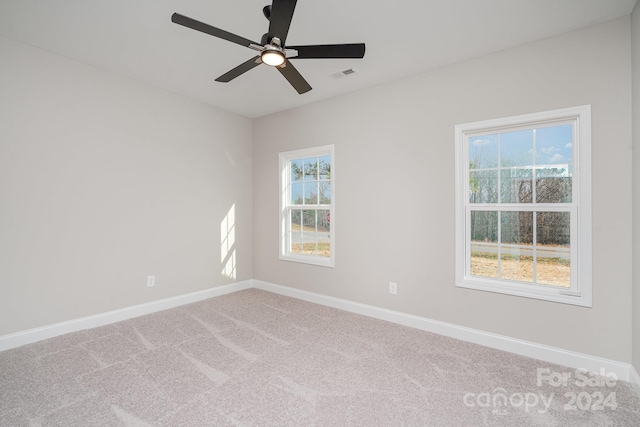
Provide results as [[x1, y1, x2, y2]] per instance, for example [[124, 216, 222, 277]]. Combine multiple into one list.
[[147, 275, 155, 287], [389, 282, 397, 295]]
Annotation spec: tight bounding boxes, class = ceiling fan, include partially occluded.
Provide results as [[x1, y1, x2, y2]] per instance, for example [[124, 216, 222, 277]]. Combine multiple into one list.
[[171, 0, 365, 94]]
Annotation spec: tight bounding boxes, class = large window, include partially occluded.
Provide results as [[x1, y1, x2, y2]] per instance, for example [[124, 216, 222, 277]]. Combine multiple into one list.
[[455, 106, 591, 306], [279, 145, 334, 267]]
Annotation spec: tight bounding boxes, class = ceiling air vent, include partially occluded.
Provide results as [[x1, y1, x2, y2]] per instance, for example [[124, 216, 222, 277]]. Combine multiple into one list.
[[331, 68, 358, 79]]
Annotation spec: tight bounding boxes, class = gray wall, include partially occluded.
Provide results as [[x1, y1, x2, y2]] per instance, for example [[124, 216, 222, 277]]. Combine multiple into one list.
[[253, 18, 633, 362], [633, 4, 640, 372], [1, 14, 636, 366], [0, 36, 253, 335]]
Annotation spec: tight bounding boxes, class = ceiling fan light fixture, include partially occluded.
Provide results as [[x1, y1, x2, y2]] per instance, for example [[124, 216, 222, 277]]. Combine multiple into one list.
[[261, 47, 286, 67]]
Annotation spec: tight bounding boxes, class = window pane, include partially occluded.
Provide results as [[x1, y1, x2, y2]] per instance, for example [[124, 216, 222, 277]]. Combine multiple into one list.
[[470, 211, 498, 242], [304, 182, 318, 204], [501, 211, 533, 245], [289, 207, 302, 250], [304, 158, 318, 181], [290, 231, 302, 254], [536, 124, 573, 166], [536, 211, 570, 246], [302, 233, 317, 255], [469, 134, 498, 169], [317, 209, 330, 233], [500, 129, 533, 167], [500, 251, 534, 283], [318, 235, 330, 257], [471, 243, 498, 278], [289, 209, 302, 253], [291, 159, 303, 182], [319, 155, 331, 180], [536, 211, 570, 287], [536, 168, 572, 203], [319, 181, 331, 204], [318, 209, 331, 257], [291, 182, 303, 205], [469, 170, 498, 203], [499, 211, 534, 283], [303, 209, 317, 231], [537, 249, 571, 287], [470, 211, 498, 278], [500, 168, 532, 203], [290, 209, 301, 230]]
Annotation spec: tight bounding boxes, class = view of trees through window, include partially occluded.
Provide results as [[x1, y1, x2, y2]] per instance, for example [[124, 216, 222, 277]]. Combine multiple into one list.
[[288, 155, 331, 257], [467, 124, 573, 287]]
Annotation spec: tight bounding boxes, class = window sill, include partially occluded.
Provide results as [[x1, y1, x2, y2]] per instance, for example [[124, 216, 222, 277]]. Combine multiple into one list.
[[279, 254, 335, 268], [456, 278, 592, 307]]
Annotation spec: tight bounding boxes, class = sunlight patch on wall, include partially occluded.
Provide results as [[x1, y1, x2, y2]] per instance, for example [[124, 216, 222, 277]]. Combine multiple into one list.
[[221, 203, 236, 280]]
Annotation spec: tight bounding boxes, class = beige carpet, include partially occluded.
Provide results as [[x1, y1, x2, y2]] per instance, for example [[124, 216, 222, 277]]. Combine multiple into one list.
[[1, 288, 639, 426]]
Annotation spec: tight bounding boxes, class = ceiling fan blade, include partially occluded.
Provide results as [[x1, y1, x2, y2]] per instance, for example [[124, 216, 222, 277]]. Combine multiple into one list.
[[287, 43, 366, 59], [277, 60, 312, 94], [268, 0, 297, 45], [172, 13, 258, 48], [215, 56, 262, 82]]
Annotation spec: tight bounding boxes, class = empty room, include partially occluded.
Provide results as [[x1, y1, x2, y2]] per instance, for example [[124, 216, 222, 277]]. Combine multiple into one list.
[[3, 0, 640, 425]]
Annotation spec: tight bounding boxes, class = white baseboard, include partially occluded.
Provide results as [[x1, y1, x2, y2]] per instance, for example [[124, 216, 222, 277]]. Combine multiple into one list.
[[253, 279, 633, 382], [1, 277, 635, 388], [0, 280, 252, 352], [630, 365, 640, 395]]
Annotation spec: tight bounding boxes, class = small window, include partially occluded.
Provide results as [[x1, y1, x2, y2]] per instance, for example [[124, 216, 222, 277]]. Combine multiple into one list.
[[279, 145, 334, 267], [455, 106, 592, 306]]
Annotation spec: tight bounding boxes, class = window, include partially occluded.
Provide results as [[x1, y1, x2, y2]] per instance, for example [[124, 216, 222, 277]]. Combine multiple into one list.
[[280, 145, 334, 267], [455, 106, 592, 306]]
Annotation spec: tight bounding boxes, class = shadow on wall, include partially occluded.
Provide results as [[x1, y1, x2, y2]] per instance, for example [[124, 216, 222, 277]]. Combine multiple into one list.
[[221, 203, 236, 280]]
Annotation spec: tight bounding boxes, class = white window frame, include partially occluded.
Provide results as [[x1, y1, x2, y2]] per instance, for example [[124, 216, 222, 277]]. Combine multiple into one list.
[[454, 105, 592, 307], [279, 145, 335, 268]]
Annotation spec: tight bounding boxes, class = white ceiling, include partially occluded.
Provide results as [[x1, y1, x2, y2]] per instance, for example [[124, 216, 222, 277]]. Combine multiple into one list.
[[0, 0, 636, 118]]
